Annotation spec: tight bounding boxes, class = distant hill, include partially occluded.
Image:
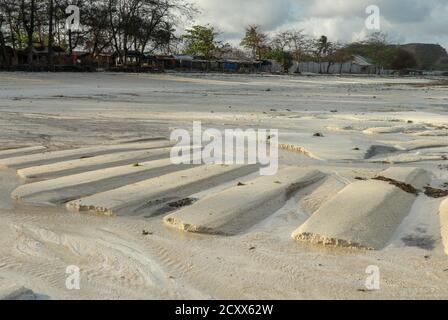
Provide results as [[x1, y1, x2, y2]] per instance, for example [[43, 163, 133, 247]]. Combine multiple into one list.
[[399, 43, 448, 70]]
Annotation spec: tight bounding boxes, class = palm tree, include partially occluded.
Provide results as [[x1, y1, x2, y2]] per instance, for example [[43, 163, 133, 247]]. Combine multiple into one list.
[[315, 35, 330, 73]]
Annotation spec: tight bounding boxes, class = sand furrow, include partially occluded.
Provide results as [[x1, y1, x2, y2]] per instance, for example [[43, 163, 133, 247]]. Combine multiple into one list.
[[292, 167, 430, 250], [164, 167, 325, 235], [66, 165, 258, 216], [12, 158, 191, 205], [139, 236, 247, 298], [0, 146, 46, 160], [17, 148, 172, 179], [6, 223, 183, 299], [0, 140, 172, 169]]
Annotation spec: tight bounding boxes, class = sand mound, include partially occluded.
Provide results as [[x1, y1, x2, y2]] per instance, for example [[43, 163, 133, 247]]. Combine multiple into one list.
[[299, 176, 347, 214], [277, 133, 368, 161], [378, 167, 430, 189], [164, 167, 325, 235], [292, 168, 430, 250]]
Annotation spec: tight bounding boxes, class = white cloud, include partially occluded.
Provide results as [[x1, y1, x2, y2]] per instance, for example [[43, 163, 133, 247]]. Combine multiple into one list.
[[191, 0, 293, 34], [187, 0, 448, 50]]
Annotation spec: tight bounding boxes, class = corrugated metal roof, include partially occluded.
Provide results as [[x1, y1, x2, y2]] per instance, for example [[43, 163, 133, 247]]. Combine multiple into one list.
[[353, 55, 373, 66]]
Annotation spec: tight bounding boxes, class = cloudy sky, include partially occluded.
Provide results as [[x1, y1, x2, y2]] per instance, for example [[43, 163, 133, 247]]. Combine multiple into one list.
[[189, 0, 448, 50]]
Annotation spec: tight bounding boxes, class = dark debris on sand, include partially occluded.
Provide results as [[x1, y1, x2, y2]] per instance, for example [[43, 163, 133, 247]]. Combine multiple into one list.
[[167, 198, 198, 208], [372, 176, 448, 199], [424, 187, 448, 198], [373, 176, 420, 195]]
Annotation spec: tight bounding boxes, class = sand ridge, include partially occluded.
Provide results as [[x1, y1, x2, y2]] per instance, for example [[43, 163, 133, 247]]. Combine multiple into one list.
[[164, 167, 325, 235], [0, 140, 173, 169], [292, 168, 431, 250], [66, 164, 258, 216]]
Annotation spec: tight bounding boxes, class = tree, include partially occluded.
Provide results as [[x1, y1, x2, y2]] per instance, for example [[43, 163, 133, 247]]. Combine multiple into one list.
[[363, 32, 392, 73], [47, 0, 54, 68], [313, 35, 332, 73], [20, 0, 37, 65], [333, 45, 353, 74], [285, 29, 309, 62], [270, 31, 297, 72], [240, 25, 268, 60], [271, 31, 290, 51], [0, 1, 18, 50], [324, 42, 338, 73], [266, 48, 293, 72], [345, 32, 396, 73], [82, 1, 112, 57], [217, 44, 248, 60], [324, 42, 353, 74], [0, 12, 7, 66], [104, 0, 195, 65], [183, 25, 219, 59], [1, 0, 196, 68]]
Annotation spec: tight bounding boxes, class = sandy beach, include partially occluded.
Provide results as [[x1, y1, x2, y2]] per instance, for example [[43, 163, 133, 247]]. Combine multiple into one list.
[[1, 72, 448, 300]]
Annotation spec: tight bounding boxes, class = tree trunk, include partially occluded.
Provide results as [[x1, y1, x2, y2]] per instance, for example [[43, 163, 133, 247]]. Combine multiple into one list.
[[7, 10, 17, 50], [27, 0, 35, 67], [48, 0, 54, 70], [0, 30, 8, 67], [68, 29, 74, 66]]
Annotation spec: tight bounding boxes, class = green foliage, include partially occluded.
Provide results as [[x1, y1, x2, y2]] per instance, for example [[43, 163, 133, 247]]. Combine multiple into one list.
[[314, 35, 330, 58], [265, 48, 293, 70], [240, 25, 268, 60], [15, 33, 28, 49], [0, 0, 194, 64], [183, 25, 220, 59]]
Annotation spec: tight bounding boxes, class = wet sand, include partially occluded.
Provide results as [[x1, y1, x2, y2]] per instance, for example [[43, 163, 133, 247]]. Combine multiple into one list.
[[0, 72, 448, 299]]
